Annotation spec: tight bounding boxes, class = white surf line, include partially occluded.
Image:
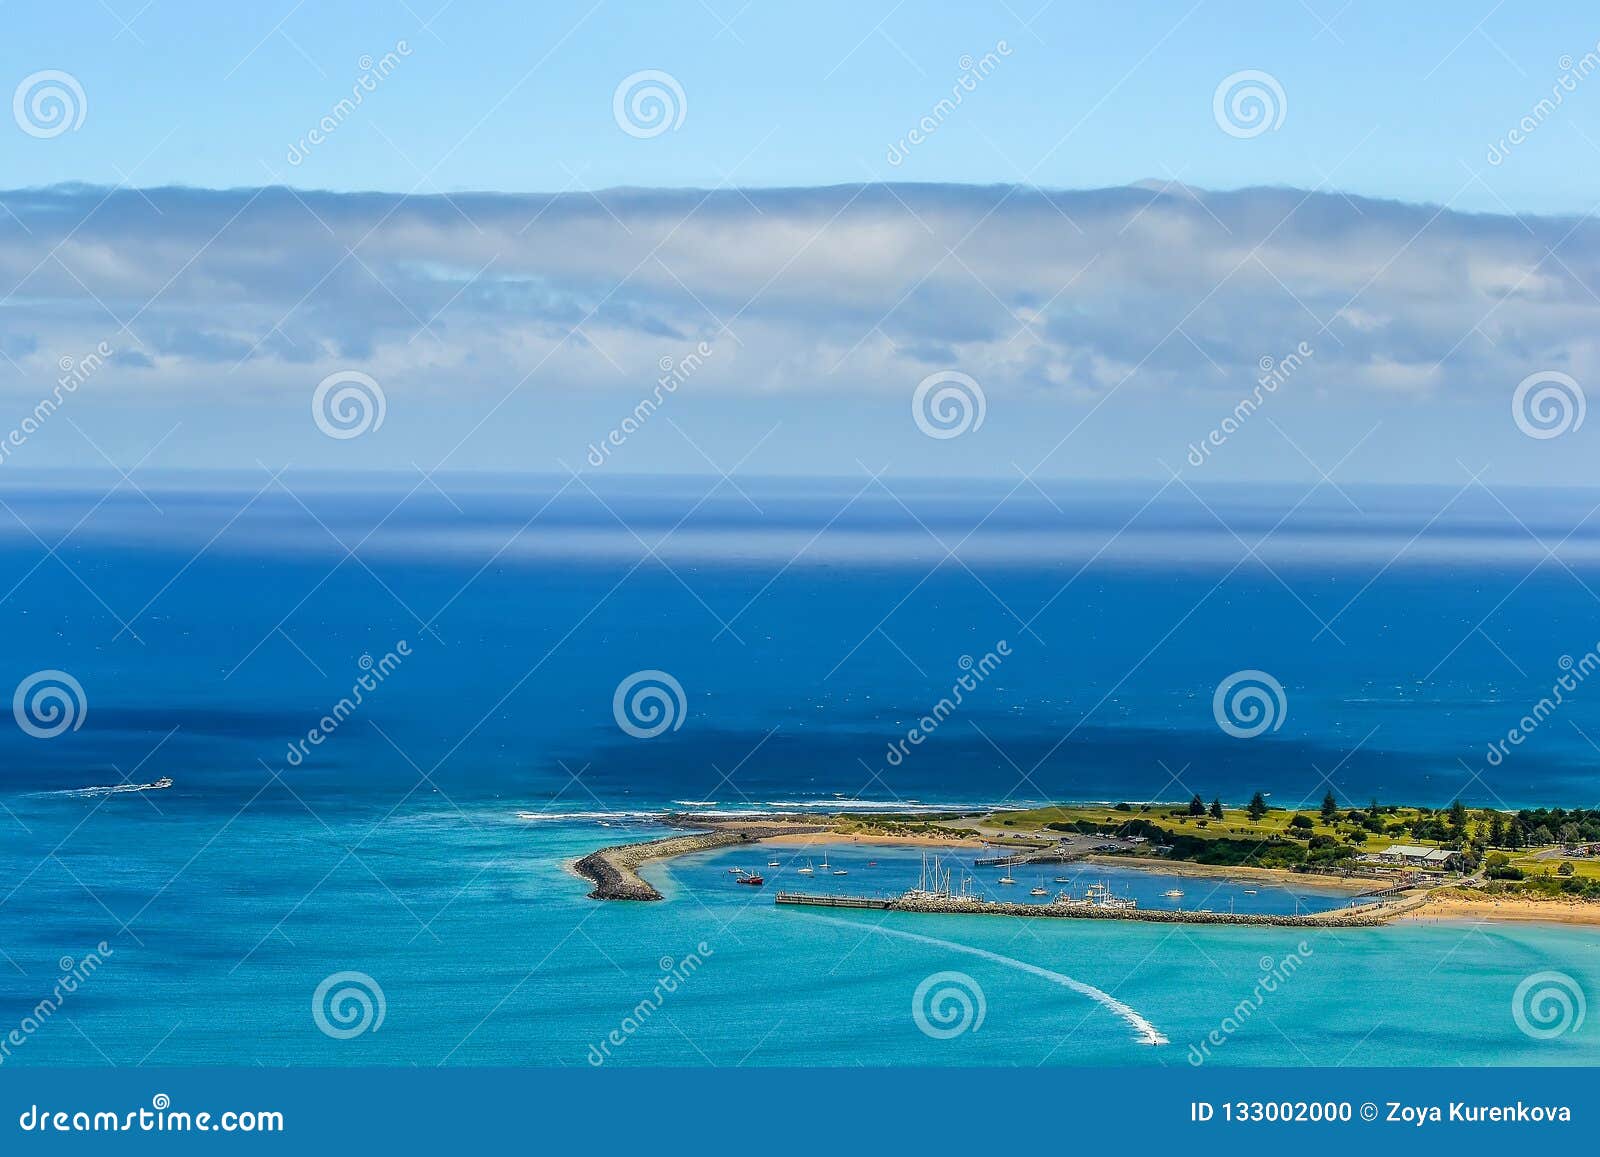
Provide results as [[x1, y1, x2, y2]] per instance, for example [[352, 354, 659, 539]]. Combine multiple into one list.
[[808, 914, 1168, 1046]]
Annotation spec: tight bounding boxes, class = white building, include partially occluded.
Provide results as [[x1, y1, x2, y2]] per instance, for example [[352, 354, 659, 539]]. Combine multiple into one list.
[[1372, 844, 1461, 868]]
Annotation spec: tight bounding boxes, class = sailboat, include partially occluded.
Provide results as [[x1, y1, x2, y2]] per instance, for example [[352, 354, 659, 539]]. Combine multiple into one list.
[[819, 853, 831, 871], [796, 859, 815, 875], [998, 872, 1016, 886], [1030, 876, 1048, 897], [767, 858, 781, 867]]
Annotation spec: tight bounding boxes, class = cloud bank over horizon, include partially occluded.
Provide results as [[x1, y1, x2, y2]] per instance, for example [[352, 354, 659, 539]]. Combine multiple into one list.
[[0, 181, 1596, 482]]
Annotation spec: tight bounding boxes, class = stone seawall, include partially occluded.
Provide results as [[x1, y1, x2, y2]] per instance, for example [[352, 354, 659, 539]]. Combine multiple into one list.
[[573, 824, 826, 901], [884, 889, 1430, 926]]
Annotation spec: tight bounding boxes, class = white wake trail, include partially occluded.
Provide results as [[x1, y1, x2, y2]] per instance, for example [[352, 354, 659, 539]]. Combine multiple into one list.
[[809, 914, 1168, 1046]]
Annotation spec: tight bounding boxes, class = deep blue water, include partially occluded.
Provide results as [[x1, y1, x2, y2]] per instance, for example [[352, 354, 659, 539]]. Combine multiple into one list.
[[1, 476, 1598, 1065]]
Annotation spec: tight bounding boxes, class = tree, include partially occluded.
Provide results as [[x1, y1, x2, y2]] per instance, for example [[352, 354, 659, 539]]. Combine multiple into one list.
[[1448, 799, 1468, 832], [1188, 794, 1206, 816], [1559, 822, 1581, 847], [1248, 791, 1269, 823], [1368, 797, 1381, 815], [1289, 814, 1315, 832], [1559, 861, 1576, 877], [1489, 813, 1508, 848], [1320, 792, 1338, 822], [1209, 797, 1224, 821]]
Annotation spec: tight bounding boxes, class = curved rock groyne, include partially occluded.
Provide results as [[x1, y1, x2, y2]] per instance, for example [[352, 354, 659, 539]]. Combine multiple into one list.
[[573, 823, 827, 901]]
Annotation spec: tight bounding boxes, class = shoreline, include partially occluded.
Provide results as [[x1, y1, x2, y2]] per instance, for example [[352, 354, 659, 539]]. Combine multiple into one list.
[[561, 818, 1600, 927], [1397, 889, 1600, 928], [762, 830, 988, 850], [1078, 855, 1374, 893]]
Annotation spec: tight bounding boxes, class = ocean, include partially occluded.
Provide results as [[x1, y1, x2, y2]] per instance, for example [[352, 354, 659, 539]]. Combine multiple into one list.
[[1, 474, 1597, 1066]]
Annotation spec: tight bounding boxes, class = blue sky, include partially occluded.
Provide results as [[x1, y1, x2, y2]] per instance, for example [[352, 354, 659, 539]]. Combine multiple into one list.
[[7, 1, 1600, 211], [3, 2, 1600, 484]]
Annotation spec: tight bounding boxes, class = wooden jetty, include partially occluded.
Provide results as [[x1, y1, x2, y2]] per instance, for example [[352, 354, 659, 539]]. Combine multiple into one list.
[[774, 891, 893, 910]]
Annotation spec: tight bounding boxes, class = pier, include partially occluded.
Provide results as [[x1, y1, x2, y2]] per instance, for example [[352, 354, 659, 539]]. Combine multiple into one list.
[[773, 889, 1431, 927], [774, 892, 893, 910]]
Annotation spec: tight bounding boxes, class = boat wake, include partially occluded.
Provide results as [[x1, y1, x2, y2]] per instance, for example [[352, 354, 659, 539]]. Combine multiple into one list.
[[39, 777, 174, 799], [807, 916, 1168, 1046]]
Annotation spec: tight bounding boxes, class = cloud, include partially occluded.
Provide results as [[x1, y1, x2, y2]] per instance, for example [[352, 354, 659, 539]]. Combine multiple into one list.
[[0, 181, 1595, 416]]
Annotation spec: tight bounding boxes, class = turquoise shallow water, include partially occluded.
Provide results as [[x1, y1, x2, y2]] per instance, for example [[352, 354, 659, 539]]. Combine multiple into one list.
[[3, 800, 1597, 1067], [4, 480, 1600, 1066]]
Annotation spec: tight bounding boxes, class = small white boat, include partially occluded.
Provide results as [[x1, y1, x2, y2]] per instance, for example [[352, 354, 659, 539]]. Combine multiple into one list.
[[1163, 889, 1184, 898], [998, 874, 1016, 886], [796, 860, 815, 876], [1030, 886, 1048, 897], [1243, 889, 1258, 895], [820, 854, 831, 871], [833, 869, 848, 876], [767, 859, 780, 867]]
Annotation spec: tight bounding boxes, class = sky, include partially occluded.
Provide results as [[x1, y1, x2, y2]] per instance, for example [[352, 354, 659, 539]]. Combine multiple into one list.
[[3, 1, 1600, 484]]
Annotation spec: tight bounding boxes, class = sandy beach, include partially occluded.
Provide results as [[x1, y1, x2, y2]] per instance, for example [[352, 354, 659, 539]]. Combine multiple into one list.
[[1402, 889, 1600, 928]]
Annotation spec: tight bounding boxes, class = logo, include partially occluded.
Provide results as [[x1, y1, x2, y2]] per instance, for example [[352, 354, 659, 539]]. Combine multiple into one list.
[[612, 669, 687, 739], [912, 970, 986, 1039], [1512, 370, 1584, 440], [1512, 971, 1585, 1040], [12, 670, 87, 738], [312, 970, 387, 1039], [912, 370, 986, 439], [312, 370, 386, 439], [1211, 669, 1287, 739], [1213, 70, 1286, 139], [13, 70, 87, 139], [613, 70, 687, 139]]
